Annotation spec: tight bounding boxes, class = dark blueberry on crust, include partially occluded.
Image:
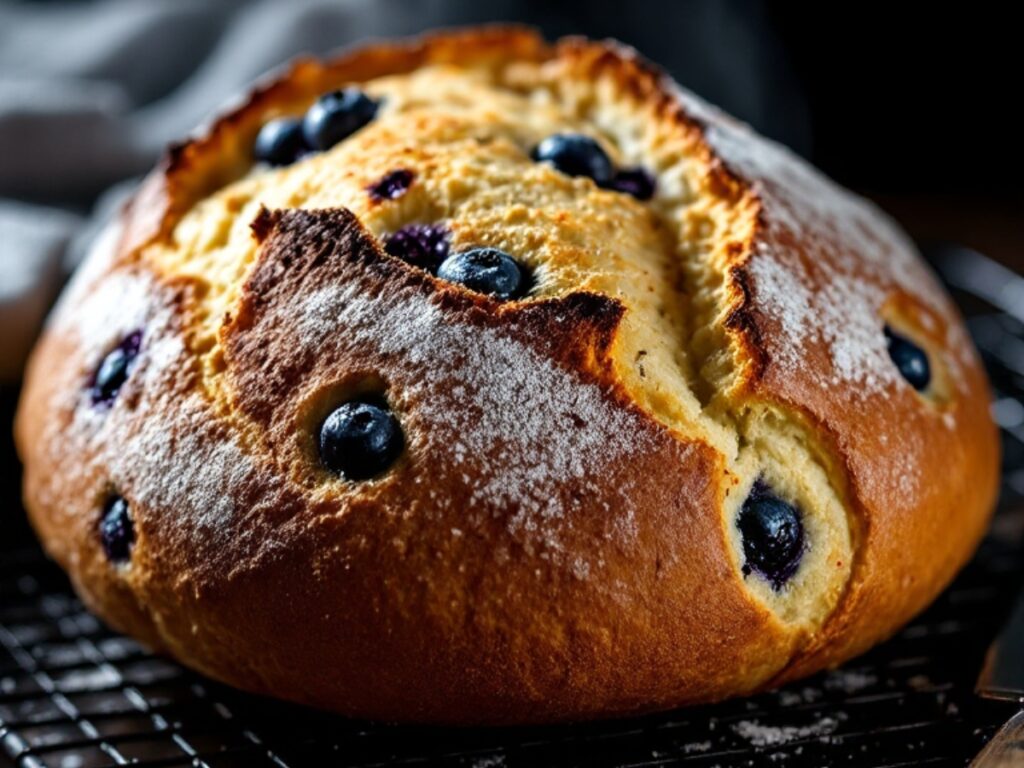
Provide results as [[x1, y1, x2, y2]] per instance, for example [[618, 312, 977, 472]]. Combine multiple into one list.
[[253, 117, 307, 166], [885, 326, 931, 391], [319, 400, 404, 481], [302, 88, 379, 151], [367, 168, 415, 201], [531, 133, 614, 185], [383, 223, 451, 272], [91, 330, 142, 406], [437, 247, 528, 301], [738, 481, 804, 591], [605, 167, 657, 200], [99, 496, 134, 564]]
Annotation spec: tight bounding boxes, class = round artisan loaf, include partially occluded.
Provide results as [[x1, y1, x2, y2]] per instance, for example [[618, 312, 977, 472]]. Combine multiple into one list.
[[15, 27, 999, 724]]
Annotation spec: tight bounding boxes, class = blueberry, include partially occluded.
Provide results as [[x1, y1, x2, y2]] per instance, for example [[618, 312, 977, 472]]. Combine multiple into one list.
[[302, 88, 379, 152], [99, 496, 134, 564], [437, 247, 527, 300], [319, 400, 404, 481], [383, 223, 451, 272], [738, 481, 804, 591], [531, 134, 614, 185], [91, 330, 142, 406], [367, 168, 415, 201], [253, 117, 307, 166], [885, 326, 931, 391], [605, 167, 657, 200]]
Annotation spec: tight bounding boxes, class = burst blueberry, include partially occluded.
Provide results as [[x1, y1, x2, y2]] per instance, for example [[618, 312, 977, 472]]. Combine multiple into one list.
[[91, 330, 142, 406], [383, 223, 451, 272], [253, 117, 307, 166], [885, 326, 931, 391], [368, 168, 415, 201], [437, 247, 527, 301], [99, 496, 134, 564], [605, 167, 657, 200], [738, 481, 804, 591], [531, 133, 614, 185], [302, 88, 379, 151], [319, 400, 404, 481]]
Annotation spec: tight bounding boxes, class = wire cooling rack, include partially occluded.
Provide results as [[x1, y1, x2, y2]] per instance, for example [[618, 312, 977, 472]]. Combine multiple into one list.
[[2, 245, 1023, 768]]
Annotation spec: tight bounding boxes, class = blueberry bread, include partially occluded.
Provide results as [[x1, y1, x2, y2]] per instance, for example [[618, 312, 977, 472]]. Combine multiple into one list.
[[15, 27, 999, 724]]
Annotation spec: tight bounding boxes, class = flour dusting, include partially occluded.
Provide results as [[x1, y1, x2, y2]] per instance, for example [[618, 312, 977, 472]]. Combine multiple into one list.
[[300, 282, 650, 549], [671, 81, 972, 397], [61, 271, 270, 557], [747, 256, 896, 392], [733, 716, 841, 747]]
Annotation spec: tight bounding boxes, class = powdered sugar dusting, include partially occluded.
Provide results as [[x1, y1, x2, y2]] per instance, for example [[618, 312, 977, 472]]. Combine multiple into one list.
[[684, 81, 932, 294], [300, 283, 652, 551], [732, 715, 841, 747], [747, 255, 896, 392], [62, 271, 153, 364], [58, 270, 272, 560], [671, 81, 970, 396], [667, 82, 973, 502], [113, 394, 256, 535]]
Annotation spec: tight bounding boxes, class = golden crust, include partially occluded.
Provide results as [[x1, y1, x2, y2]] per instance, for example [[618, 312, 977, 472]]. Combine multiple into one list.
[[15, 26, 998, 723]]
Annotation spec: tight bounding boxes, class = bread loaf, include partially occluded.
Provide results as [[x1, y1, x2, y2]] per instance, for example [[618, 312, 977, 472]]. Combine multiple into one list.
[[15, 27, 999, 724]]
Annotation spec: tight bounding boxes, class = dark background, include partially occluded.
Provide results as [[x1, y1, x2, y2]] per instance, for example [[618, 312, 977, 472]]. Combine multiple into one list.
[[3, 0, 1021, 539]]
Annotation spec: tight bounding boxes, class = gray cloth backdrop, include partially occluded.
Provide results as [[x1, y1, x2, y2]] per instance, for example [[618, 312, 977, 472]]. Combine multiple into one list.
[[0, 0, 802, 381]]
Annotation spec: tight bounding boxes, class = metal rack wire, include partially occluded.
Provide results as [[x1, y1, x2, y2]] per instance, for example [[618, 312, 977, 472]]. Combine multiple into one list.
[[2, 245, 1022, 767]]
